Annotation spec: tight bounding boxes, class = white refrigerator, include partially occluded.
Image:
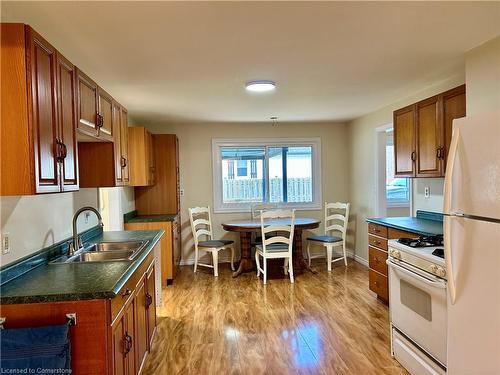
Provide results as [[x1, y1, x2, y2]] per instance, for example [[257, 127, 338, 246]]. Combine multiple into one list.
[[443, 111, 500, 374]]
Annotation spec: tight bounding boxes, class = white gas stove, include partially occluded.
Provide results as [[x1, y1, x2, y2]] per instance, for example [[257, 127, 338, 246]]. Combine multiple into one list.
[[387, 235, 448, 375]]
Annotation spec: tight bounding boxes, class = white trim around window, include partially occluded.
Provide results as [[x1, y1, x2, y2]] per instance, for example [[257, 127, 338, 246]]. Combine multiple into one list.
[[212, 138, 322, 213]]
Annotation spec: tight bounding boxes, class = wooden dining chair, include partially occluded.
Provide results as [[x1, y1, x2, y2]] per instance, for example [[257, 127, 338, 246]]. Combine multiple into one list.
[[188, 206, 235, 277], [250, 203, 278, 247], [306, 202, 350, 271], [255, 209, 295, 284]]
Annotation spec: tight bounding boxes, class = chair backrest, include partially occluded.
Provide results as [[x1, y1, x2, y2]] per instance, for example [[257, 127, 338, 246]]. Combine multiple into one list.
[[251, 203, 278, 219], [324, 202, 350, 240], [188, 206, 213, 246], [260, 209, 295, 254]]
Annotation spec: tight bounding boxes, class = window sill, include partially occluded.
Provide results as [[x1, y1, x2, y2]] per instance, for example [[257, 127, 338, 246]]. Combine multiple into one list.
[[387, 203, 410, 208], [213, 204, 322, 214]]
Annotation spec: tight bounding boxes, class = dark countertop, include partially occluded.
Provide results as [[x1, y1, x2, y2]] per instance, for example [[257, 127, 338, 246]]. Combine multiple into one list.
[[366, 216, 443, 236], [124, 210, 178, 223], [0, 230, 164, 305]]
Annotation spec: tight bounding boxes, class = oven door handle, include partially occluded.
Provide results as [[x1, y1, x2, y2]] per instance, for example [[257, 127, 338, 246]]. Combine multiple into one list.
[[386, 259, 447, 289]]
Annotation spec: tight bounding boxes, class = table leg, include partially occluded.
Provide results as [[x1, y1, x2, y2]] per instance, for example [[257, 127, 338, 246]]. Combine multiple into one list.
[[292, 229, 316, 274], [232, 231, 255, 277]]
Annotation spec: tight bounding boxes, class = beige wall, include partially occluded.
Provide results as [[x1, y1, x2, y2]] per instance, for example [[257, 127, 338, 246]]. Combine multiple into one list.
[[412, 178, 445, 216], [466, 36, 500, 114], [0, 189, 99, 266], [346, 74, 465, 261], [143, 121, 350, 264]]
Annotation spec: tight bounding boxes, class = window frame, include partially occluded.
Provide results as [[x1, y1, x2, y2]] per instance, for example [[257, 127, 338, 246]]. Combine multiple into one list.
[[212, 138, 322, 213]]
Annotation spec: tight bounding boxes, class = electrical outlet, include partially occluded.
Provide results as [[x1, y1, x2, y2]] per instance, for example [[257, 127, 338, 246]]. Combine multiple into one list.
[[179, 189, 185, 197], [84, 212, 90, 224], [424, 186, 430, 199], [2, 233, 10, 255]]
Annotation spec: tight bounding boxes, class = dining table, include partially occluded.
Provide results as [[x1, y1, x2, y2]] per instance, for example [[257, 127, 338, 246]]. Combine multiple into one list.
[[221, 217, 320, 277]]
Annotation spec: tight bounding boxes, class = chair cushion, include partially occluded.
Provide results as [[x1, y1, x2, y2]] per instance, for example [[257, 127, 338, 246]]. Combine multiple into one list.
[[256, 243, 289, 252], [307, 235, 342, 243], [198, 239, 234, 248]]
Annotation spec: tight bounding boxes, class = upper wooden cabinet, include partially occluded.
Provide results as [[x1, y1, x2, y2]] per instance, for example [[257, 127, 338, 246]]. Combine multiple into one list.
[[128, 127, 155, 186], [135, 135, 180, 215], [394, 105, 416, 177], [1, 24, 79, 195], [394, 85, 466, 178], [97, 87, 114, 141], [75, 69, 99, 138]]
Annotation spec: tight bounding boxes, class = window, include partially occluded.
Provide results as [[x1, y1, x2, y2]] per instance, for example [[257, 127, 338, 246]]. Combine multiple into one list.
[[386, 130, 410, 206], [213, 138, 321, 212]]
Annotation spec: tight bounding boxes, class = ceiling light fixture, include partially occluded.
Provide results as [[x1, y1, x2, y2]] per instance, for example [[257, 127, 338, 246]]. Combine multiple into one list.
[[245, 80, 276, 92]]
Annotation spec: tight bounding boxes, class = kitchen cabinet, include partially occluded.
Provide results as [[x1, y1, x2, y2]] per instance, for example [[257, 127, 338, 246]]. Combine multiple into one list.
[[76, 69, 99, 138], [125, 217, 181, 285], [0, 243, 159, 375], [367, 223, 419, 303], [135, 135, 180, 214], [0, 24, 79, 195], [394, 85, 466, 178], [113, 103, 130, 186], [128, 127, 155, 186], [97, 87, 114, 141]]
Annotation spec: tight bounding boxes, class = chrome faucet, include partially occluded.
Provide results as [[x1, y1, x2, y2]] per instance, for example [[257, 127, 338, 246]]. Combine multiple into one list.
[[70, 206, 104, 256]]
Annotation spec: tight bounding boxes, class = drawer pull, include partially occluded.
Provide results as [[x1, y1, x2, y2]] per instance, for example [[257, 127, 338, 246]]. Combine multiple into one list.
[[374, 281, 379, 287], [122, 288, 132, 297], [124, 332, 133, 355]]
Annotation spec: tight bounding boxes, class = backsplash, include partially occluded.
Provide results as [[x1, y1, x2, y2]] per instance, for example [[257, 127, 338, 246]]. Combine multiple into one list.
[[412, 178, 445, 216], [0, 189, 99, 267]]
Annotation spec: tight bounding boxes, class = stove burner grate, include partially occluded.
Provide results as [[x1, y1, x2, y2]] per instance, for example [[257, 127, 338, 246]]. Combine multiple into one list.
[[397, 234, 443, 248]]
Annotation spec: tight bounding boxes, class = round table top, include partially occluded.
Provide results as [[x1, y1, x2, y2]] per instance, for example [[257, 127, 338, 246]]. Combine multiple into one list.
[[221, 217, 320, 232]]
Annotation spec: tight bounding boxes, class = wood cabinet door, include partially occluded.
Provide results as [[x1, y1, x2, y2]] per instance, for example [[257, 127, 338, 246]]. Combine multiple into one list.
[[146, 265, 156, 348], [26, 27, 60, 193], [394, 105, 416, 177], [55, 52, 78, 191], [97, 87, 114, 141], [147, 131, 155, 185], [415, 95, 443, 177], [111, 315, 127, 375], [124, 299, 136, 375], [113, 102, 123, 184], [442, 85, 466, 173], [76, 69, 98, 137], [134, 277, 148, 373], [120, 107, 130, 183]]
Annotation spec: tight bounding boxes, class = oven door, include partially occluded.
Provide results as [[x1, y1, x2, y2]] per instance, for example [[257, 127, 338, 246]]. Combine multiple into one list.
[[387, 258, 447, 366]]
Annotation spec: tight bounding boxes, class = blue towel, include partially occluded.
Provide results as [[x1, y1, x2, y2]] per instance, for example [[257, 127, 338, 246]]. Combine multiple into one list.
[[0, 324, 71, 371]]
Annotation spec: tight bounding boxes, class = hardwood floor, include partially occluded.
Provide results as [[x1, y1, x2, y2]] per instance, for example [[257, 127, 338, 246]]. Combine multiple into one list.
[[141, 260, 407, 375]]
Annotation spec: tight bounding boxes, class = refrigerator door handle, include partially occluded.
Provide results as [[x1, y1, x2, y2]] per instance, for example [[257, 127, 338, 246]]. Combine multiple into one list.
[[444, 127, 460, 214], [444, 216, 457, 304]]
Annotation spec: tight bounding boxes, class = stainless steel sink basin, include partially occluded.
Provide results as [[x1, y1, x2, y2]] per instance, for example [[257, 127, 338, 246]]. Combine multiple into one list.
[[69, 250, 135, 262], [51, 240, 148, 264]]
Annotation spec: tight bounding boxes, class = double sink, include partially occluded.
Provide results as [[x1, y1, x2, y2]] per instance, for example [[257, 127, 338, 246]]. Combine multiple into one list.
[[51, 240, 148, 264]]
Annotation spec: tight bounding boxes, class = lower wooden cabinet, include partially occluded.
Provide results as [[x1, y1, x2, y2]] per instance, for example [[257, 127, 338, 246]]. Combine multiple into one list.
[[0, 243, 159, 375], [367, 223, 419, 303], [125, 218, 181, 286]]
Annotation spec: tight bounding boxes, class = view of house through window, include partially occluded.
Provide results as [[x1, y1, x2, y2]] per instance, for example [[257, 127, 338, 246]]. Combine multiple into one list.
[[221, 146, 313, 204], [386, 129, 410, 206], [215, 139, 320, 211]]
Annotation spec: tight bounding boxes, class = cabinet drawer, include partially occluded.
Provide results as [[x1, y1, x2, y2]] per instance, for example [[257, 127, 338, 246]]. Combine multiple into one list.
[[368, 223, 388, 237], [388, 228, 420, 240], [368, 235, 388, 250], [368, 247, 388, 276], [369, 269, 388, 302]]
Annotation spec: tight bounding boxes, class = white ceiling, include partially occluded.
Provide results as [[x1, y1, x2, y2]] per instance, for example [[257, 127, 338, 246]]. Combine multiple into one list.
[[2, 1, 499, 124]]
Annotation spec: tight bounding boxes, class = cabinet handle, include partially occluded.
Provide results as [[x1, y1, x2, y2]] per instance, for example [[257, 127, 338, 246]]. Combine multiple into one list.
[[411, 151, 416, 162], [121, 156, 127, 168], [55, 138, 64, 162], [122, 288, 132, 297], [61, 142, 67, 159], [145, 292, 153, 308], [95, 113, 103, 137], [124, 333, 132, 355], [436, 146, 444, 160]]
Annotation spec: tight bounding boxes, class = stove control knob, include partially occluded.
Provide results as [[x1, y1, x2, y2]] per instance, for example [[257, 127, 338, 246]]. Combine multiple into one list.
[[391, 250, 401, 259], [436, 267, 446, 278], [430, 264, 438, 274]]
